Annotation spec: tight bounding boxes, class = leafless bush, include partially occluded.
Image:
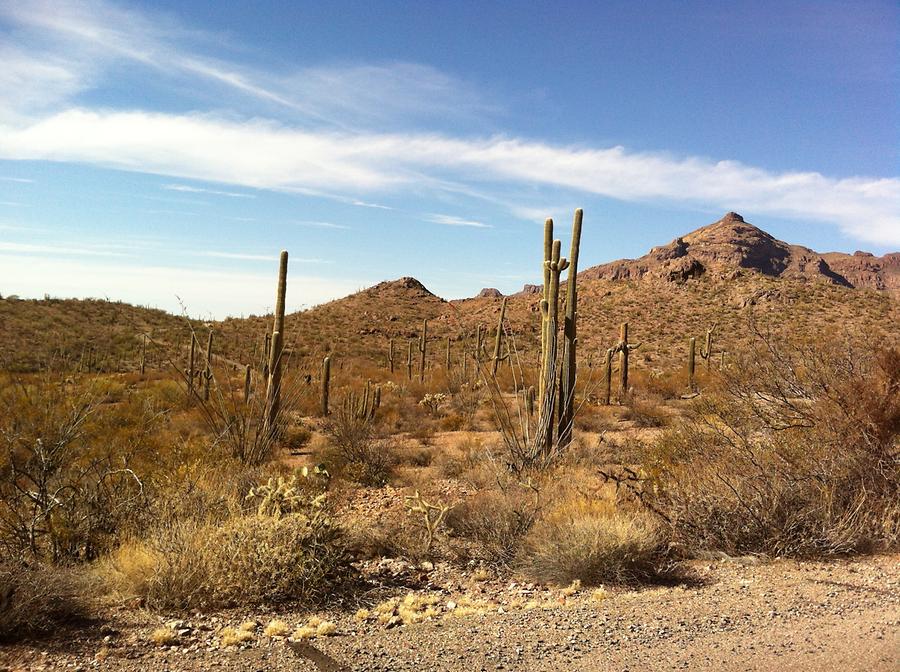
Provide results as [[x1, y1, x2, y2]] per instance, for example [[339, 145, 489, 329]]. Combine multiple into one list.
[[632, 333, 900, 557], [0, 562, 94, 640], [321, 399, 395, 485]]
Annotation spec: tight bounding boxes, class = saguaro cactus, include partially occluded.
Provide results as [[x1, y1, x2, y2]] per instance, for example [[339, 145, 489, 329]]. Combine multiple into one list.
[[525, 385, 535, 417], [687, 336, 696, 391], [203, 330, 213, 401], [538, 235, 569, 454], [139, 334, 146, 375], [265, 250, 288, 430], [418, 319, 428, 383], [603, 348, 613, 406], [538, 218, 554, 405], [406, 341, 413, 380], [388, 337, 395, 373], [321, 355, 331, 416], [491, 296, 509, 377], [699, 323, 717, 370], [243, 364, 251, 404], [615, 322, 640, 403], [263, 332, 271, 378], [187, 334, 196, 397], [557, 208, 583, 447], [445, 336, 451, 371]]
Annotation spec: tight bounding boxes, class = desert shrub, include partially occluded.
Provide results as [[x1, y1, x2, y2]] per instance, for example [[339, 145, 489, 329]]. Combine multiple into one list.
[[321, 402, 395, 486], [640, 340, 900, 557], [446, 485, 540, 567], [101, 504, 351, 610], [0, 563, 94, 640], [517, 497, 664, 585], [620, 395, 668, 428], [0, 374, 155, 563]]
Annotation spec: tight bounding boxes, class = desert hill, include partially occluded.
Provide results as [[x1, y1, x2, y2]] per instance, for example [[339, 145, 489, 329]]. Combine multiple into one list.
[[580, 212, 898, 296], [3, 213, 899, 375]]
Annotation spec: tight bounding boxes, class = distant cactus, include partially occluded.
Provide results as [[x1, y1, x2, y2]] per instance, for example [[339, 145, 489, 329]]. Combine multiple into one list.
[[244, 364, 251, 404], [603, 348, 613, 406], [445, 336, 451, 371], [406, 340, 413, 381], [612, 322, 640, 403], [687, 336, 696, 392], [699, 323, 717, 370], [187, 334, 196, 398], [388, 337, 395, 373], [418, 319, 428, 383], [139, 334, 146, 375], [203, 330, 213, 401], [526, 385, 535, 417], [321, 355, 331, 416], [490, 296, 509, 376]]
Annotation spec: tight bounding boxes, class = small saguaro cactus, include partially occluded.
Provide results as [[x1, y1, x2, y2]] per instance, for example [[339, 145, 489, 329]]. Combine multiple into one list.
[[321, 355, 331, 416], [187, 334, 196, 397], [699, 323, 717, 370], [388, 337, 395, 373], [525, 385, 535, 417], [203, 330, 213, 401], [445, 336, 451, 371], [603, 347, 613, 406], [474, 324, 485, 365], [491, 296, 509, 377], [406, 340, 413, 381], [265, 250, 289, 431], [139, 334, 146, 375], [613, 322, 640, 403], [243, 364, 252, 404], [687, 336, 697, 392], [418, 319, 428, 383], [263, 331, 271, 379], [370, 385, 382, 420]]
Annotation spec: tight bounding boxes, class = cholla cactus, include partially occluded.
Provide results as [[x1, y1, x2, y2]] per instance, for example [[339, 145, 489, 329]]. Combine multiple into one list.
[[418, 392, 448, 416], [246, 474, 326, 519]]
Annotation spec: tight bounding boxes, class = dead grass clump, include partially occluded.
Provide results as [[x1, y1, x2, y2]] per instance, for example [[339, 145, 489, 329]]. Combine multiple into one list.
[[517, 497, 664, 586], [0, 563, 94, 641], [445, 486, 540, 567], [321, 403, 395, 486], [620, 395, 668, 428], [101, 507, 351, 610]]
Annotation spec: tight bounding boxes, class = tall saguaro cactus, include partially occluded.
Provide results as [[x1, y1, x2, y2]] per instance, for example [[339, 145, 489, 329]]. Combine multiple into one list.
[[445, 336, 451, 371], [265, 250, 288, 430], [615, 322, 640, 402], [538, 236, 569, 454], [491, 296, 509, 377], [418, 318, 428, 383], [557, 208, 583, 447], [538, 218, 554, 405]]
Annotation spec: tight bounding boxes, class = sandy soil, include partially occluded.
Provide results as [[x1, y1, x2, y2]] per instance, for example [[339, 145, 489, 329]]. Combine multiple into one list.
[[3, 553, 897, 672]]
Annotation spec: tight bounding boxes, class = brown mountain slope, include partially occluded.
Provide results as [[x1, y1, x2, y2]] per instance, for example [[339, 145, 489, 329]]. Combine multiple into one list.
[[3, 214, 899, 376], [580, 212, 897, 295], [821, 251, 900, 298]]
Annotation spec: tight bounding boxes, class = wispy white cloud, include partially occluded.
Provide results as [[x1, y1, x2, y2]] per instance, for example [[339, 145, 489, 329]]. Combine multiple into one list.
[[0, 241, 129, 257], [294, 220, 351, 230], [0, 201, 26, 207], [427, 214, 492, 228], [0, 176, 35, 183], [2, 109, 897, 245], [196, 250, 332, 263], [163, 183, 255, 198], [352, 200, 393, 210]]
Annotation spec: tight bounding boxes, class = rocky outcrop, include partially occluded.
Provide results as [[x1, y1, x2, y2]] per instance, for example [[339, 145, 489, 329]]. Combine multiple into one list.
[[579, 212, 898, 293], [477, 288, 504, 298]]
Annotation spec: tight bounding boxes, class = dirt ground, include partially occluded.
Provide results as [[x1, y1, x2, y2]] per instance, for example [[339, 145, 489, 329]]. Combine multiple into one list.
[[3, 553, 897, 672]]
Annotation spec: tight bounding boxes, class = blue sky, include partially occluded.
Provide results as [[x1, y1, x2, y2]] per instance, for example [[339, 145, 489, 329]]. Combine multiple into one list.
[[0, 0, 897, 318]]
